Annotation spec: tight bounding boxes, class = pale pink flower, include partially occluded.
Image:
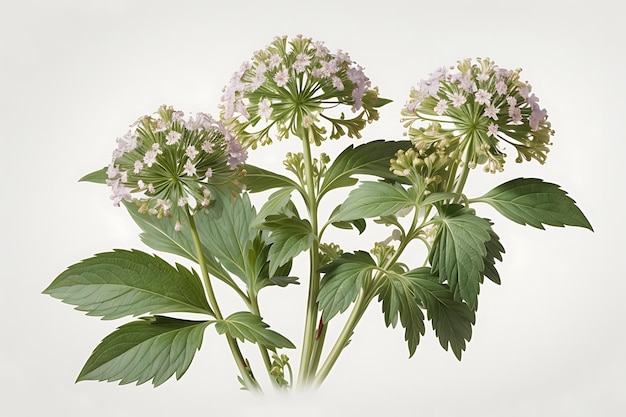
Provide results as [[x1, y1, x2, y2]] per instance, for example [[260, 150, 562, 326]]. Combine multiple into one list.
[[274, 68, 289, 87], [474, 89, 492, 105], [434, 99, 449, 116], [185, 145, 199, 159], [183, 159, 197, 176], [166, 131, 182, 145], [487, 123, 499, 137], [258, 98, 273, 120], [484, 104, 499, 120], [450, 92, 466, 107]]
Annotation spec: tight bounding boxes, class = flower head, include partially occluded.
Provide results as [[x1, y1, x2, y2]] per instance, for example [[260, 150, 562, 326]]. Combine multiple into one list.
[[106, 105, 246, 226], [401, 57, 554, 172], [220, 35, 389, 148]]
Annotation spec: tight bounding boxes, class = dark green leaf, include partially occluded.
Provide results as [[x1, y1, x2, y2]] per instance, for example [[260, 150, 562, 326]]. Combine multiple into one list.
[[269, 275, 300, 287], [331, 181, 416, 222], [77, 316, 210, 386], [44, 250, 212, 319], [259, 214, 315, 276], [240, 164, 301, 193], [317, 251, 376, 322], [320, 140, 411, 197], [215, 312, 295, 349], [474, 178, 593, 230], [377, 274, 425, 357], [430, 205, 492, 310], [406, 268, 475, 360], [79, 167, 107, 184], [483, 225, 505, 285]]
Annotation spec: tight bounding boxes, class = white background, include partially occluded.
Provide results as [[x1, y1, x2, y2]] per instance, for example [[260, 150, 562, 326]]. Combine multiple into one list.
[[1, 1, 624, 416]]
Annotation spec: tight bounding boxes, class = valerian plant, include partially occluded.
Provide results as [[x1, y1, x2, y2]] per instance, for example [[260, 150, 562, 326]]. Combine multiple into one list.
[[44, 35, 592, 391]]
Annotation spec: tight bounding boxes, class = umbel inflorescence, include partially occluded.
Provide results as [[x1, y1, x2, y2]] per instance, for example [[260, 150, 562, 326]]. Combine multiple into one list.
[[220, 35, 389, 148], [106, 105, 247, 230], [399, 58, 554, 176]]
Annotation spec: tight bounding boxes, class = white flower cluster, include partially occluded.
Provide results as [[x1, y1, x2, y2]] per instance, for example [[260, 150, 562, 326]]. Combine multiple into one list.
[[402, 58, 554, 172], [220, 35, 383, 148], [106, 105, 247, 228]]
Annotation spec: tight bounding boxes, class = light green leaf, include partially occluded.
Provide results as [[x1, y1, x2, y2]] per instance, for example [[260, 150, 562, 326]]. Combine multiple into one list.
[[43, 250, 212, 319], [240, 164, 301, 193], [420, 192, 460, 207], [405, 268, 475, 360], [377, 274, 426, 357], [258, 214, 315, 276], [320, 140, 411, 198], [331, 181, 416, 222], [215, 312, 295, 349], [251, 187, 294, 227], [474, 178, 593, 230], [123, 201, 233, 287], [77, 316, 210, 386], [200, 192, 257, 283], [430, 205, 492, 310], [318, 251, 376, 322], [79, 167, 107, 184]]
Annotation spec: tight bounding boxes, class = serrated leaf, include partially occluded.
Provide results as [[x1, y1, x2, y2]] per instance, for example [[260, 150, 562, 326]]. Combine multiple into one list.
[[405, 268, 475, 360], [430, 205, 492, 310], [420, 192, 460, 207], [77, 316, 210, 386], [240, 164, 301, 193], [44, 250, 212, 319], [320, 140, 411, 197], [377, 274, 425, 357], [201, 192, 257, 283], [483, 226, 504, 285], [215, 312, 295, 348], [79, 167, 107, 184], [317, 251, 376, 322], [258, 214, 315, 276], [475, 178, 593, 230], [123, 201, 234, 288], [331, 181, 416, 222]]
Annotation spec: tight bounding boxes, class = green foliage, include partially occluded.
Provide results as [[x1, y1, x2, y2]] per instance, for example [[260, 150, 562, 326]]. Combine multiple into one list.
[[79, 167, 107, 184], [430, 205, 494, 310], [123, 201, 236, 290], [258, 214, 316, 276], [331, 181, 417, 222], [215, 312, 295, 349], [43, 250, 212, 319], [319, 140, 411, 198], [252, 187, 295, 227], [200, 192, 257, 284], [377, 273, 426, 357], [317, 251, 376, 322], [77, 316, 210, 386], [240, 164, 302, 193], [405, 268, 475, 360], [474, 178, 593, 230]]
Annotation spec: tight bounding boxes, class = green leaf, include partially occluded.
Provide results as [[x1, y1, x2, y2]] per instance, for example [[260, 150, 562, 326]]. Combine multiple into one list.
[[240, 164, 301, 193], [430, 205, 493, 310], [251, 187, 294, 227], [79, 167, 107, 184], [320, 140, 411, 197], [331, 181, 416, 222], [215, 312, 295, 348], [483, 225, 505, 285], [405, 268, 475, 360], [474, 178, 593, 230], [317, 251, 376, 322], [258, 214, 315, 276], [420, 192, 460, 207], [377, 274, 426, 357], [43, 250, 212, 319], [77, 316, 210, 386], [201, 192, 257, 283]]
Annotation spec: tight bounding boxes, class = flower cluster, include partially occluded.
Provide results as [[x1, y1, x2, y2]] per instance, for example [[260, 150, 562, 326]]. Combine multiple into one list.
[[401, 58, 554, 173], [220, 35, 389, 148], [106, 105, 247, 230]]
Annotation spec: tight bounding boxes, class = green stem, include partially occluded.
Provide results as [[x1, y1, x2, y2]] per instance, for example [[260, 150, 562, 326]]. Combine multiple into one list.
[[187, 214, 262, 393], [313, 288, 372, 387], [249, 291, 280, 389], [297, 131, 321, 387]]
